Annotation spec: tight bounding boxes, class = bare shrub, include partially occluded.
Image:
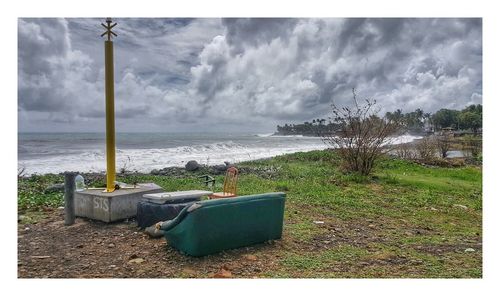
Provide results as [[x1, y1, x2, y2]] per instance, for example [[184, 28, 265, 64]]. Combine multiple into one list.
[[415, 136, 436, 161], [461, 135, 482, 158], [395, 142, 417, 160], [320, 89, 403, 176], [119, 155, 132, 174], [436, 134, 453, 158], [18, 166, 27, 178]]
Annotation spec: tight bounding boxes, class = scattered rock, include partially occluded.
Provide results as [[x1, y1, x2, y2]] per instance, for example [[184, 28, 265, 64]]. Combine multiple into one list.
[[243, 254, 258, 261], [128, 258, 145, 264], [368, 224, 376, 228], [108, 243, 115, 248], [465, 248, 475, 253], [212, 164, 228, 173], [313, 221, 324, 224], [185, 160, 200, 171], [430, 207, 438, 211], [213, 269, 232, 278], [453, 204, 468, 210], [182, 268, 197, 276]]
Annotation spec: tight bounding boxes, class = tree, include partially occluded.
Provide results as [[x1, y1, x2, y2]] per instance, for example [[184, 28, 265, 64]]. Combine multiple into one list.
[[459, 111, 482, 134], [458, 104, 482, 134], [385, 109, 404, 122], [320, 89, 404, 175], [432, 109, 460, 130]]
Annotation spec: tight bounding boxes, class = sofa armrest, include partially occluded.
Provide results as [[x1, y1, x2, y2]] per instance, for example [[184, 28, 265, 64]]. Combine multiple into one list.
[[157, 205, 191, 231]]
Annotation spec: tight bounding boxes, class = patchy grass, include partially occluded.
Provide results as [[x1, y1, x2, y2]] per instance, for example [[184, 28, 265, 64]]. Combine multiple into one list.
[[17, 150, 482, 278]]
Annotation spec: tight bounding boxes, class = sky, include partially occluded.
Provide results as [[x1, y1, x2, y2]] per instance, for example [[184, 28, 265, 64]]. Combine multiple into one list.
[[18, 18, 482, 133]]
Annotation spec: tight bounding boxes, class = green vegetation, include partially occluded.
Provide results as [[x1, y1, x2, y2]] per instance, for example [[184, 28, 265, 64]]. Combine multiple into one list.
[[277, 104, 482, 136], [17, 149, 482, 278]]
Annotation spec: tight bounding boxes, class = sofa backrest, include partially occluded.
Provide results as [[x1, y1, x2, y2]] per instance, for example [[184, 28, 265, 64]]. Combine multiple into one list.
[[189, 191, 285, 210]]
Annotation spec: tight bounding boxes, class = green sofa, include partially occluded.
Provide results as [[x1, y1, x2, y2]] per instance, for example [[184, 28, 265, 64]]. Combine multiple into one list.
[[158, 192, 286, 256]]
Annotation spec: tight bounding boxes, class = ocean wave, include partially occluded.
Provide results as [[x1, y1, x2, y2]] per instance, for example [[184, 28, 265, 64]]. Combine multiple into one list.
[[18, 140, 325, 175], [255, 133, 274, 137], [17, 135, 419, 175], [268, 134, 320, 139]]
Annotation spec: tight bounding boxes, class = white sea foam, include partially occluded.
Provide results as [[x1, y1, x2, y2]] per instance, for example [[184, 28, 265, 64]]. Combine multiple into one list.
[[18, 141, 326, 175], [18, 134, 419, 175], [390, 134, 423, 144], [255, 133, 274, 137]]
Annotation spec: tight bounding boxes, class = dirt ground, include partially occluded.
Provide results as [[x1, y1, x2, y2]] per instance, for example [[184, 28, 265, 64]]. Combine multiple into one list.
[[17, 208, 283, 278], [18, 207, 482, 278]]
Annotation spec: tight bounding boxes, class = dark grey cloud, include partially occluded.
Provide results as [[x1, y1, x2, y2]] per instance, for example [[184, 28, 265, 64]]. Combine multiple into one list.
[[222, 18, 299, 54], [18, 18, 482, 132], [191, 18, 482, 123]]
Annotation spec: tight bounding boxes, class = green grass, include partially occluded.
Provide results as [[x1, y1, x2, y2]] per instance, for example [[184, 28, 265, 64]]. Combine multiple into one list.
[[17, 150, 482, 277]]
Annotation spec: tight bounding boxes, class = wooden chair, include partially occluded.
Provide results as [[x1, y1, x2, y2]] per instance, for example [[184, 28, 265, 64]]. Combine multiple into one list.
[[208, 167, 238, 199]]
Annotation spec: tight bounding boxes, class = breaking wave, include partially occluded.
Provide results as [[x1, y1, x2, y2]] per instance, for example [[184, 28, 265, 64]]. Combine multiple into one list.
[[18, 134, 420, 175]]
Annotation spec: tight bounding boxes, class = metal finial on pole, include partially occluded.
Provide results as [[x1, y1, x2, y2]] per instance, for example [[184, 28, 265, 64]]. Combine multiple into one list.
[[101, 18, 117, 41], [102, 18, 117, 192]]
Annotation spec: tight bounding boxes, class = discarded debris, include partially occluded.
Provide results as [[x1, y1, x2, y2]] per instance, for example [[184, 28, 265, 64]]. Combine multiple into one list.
[[31, 255, 51, 259]]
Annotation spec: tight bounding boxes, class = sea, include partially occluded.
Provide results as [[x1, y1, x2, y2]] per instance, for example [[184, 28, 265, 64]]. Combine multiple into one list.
[[18, 132, 421, 175]]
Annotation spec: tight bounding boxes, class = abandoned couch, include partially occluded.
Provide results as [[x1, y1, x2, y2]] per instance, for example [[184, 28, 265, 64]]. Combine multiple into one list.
[[157, 192, 286, 256]]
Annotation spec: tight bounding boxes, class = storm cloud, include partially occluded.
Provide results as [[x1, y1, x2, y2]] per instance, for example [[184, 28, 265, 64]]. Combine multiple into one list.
[[18, 18, 482, 132]]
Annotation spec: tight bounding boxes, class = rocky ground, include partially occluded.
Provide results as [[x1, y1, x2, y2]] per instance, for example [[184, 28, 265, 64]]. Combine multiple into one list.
[[18, 208, 282, 278]]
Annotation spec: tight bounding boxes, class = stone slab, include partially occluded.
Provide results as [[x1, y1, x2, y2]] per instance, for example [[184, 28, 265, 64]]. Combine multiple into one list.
[[74, 183, 163, 222]]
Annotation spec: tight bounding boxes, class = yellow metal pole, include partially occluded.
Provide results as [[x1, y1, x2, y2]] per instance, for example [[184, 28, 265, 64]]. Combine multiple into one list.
[[104, 39, 116, 192]]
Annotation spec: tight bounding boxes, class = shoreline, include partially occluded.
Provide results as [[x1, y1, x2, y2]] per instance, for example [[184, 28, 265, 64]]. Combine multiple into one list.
[[18, 133, 426, 176], [18, 152, 299, 179]]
